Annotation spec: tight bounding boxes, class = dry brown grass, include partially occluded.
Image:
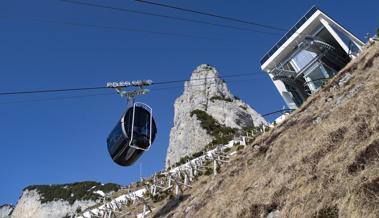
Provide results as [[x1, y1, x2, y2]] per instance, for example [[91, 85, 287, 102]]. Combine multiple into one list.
[[116, 42, 379, 218]]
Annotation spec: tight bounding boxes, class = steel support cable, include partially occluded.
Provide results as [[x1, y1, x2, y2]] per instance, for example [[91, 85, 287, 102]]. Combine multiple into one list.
[[134, 0, 287, 32], [0, 75, 266, 105], [133, 1, 338, 67], [152, 75, 267, 90], [60, 0, 314, 40], [0, 73, 268, 96], [58, 0, 281, 36], [0, 15, 223, 40], [0, 86, 109, 96], [0, 93, 114, 105], [261, 109, 293, 117]]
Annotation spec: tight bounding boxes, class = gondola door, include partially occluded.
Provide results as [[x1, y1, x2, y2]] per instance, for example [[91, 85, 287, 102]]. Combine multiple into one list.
[[128, 102, 155, 150]]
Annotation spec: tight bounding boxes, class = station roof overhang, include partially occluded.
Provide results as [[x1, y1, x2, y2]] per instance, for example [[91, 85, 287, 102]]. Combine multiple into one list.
[[260, 6, 364, 73]]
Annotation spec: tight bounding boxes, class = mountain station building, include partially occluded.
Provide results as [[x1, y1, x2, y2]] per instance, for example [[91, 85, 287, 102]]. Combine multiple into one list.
[[260, 6, 365, 109]]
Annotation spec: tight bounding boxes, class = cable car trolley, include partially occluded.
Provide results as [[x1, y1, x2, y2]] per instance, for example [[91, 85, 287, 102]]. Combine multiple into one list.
[[106, 80, 157, 166]]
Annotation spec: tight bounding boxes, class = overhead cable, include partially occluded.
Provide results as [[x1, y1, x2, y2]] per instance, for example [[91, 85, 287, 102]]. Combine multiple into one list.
[[0, 86, 108, 96], [0, 92, 113, 105], [261, 109, 293, 117], [135, 0, 287, 32], [0, 73, 267, 96], [0, 15, 222, 40], [58, 0, 281, 36], [0, 76, 266, 104]]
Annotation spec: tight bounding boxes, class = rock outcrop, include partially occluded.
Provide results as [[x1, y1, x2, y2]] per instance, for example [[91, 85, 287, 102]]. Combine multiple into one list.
[[6, 181, 120, 218], [166, 64, 267, 167], [10, 189, 96, 218]]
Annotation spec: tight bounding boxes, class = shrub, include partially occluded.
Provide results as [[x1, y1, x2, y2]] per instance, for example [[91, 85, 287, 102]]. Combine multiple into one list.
[[169, 193, 175, 200], [171, 110, 239, 167], [192, 151, 204, 158], [191, 109, 219, 134], [239, 105, 247, 110], [312, 205, 339, 218], [200, 180, 207, 185], [126, 200, 133, 207], [264, 126, 271, 132], [172, 153, 197, 168], [236, 145, 245, 151], [176, 155, 191, 166], [191, 109, 237, 147], [76, 207, 82, 213], [223, 147, 231, 153], [243, 126, 262, 136], [178, 156, 187, 165], [99, 183, 121, 193], [25, 181, 121, 205], [205, 142, 217, 150], [210, 96, 233, 103], [151, 192, 166, 203], [156, 173, 165, 179], [204, 168, 213, 176]]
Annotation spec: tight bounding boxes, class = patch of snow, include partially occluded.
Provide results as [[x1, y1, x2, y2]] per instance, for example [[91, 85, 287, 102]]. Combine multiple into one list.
[[93, 190, 105, 197]]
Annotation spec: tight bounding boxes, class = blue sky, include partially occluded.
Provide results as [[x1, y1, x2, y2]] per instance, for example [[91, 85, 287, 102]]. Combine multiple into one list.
[[0, 0, 378, 205]]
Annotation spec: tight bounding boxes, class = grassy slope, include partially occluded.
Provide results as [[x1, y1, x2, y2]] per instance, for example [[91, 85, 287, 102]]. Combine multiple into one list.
[[152, 42, 379, 218], [113, 41, 379, 218]]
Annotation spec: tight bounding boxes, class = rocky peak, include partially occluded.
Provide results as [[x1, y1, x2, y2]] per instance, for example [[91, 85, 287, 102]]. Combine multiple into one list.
[[166, 64, 267, 168], [180, 64, 233, 111]]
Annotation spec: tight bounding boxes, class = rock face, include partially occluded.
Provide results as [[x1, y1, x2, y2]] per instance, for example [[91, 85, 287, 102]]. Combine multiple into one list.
[[6, 181, 120, 218], [0, 204, 13, 218], [10, 190, 96, 218], [166, 64, 267, 167]]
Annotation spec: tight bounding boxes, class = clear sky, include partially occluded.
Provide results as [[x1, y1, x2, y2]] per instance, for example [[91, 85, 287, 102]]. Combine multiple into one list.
[[0, 0, 378, 205]]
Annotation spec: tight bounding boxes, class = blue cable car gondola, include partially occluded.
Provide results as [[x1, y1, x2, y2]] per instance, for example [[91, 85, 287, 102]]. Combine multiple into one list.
[[107, 102, 157, 166]]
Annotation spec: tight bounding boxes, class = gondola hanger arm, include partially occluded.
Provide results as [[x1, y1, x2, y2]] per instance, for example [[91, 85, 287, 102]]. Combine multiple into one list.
[[106, 79, 153, 99]]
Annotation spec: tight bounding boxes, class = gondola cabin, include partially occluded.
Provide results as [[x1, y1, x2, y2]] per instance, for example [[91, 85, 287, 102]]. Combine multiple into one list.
[[107, 102, 157, 166]]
